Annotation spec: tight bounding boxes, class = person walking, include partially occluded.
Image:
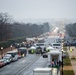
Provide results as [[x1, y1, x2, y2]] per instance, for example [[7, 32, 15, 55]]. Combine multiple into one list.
[[51, 61, 54, 67]]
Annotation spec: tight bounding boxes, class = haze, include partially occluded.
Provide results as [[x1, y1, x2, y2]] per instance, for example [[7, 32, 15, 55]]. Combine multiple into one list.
[[0, 0, 76, 22]]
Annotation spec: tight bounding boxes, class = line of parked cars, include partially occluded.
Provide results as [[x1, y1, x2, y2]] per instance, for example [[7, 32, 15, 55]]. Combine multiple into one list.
[[0, 54, 13, 68], [0, 42, 49, 68], [0, 47, 27, 68]]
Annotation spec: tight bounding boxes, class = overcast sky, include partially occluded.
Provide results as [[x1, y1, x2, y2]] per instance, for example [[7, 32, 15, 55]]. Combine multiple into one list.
[[0, 0, 76, 20]]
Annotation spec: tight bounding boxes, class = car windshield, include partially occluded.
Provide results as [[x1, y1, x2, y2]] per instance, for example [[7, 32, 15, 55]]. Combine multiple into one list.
[[4, 54, 11, 57], [3, 57, 10, 59], [53, 44, 61, 46], [4, 58, 9, 60], [36, 44, 44, 46]]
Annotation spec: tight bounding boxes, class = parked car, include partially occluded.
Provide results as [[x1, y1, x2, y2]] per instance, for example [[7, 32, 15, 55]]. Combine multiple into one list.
[[3, 56, 12, 64], [18, 47, 27, 58], [0, 59, 5, 68], [6, 49, 19, 61], [2, 59, 8, 65], [14, 43, 21, 48]]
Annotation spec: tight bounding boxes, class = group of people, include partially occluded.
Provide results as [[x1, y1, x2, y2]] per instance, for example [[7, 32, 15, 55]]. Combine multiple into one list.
[[51, 59, 62, 67]]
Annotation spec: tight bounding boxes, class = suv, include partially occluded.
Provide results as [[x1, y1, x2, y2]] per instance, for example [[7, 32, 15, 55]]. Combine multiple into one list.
[[3, 54, 12, 63], [6, 50, 18, 61], [34, 43, 46, 51]]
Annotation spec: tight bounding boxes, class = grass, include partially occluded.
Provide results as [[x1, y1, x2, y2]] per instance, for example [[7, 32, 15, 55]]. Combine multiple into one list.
[[63, 47, 71, 65], [63, 46, 68, 55], [63, 57, 71, 66], [63, 47, 67, 51], [63, 70, 74, 75], [61, 46, 75, 75]]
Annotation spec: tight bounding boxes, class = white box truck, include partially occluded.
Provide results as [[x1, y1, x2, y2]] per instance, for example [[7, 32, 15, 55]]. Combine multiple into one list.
[[33, 68, 52, 75]]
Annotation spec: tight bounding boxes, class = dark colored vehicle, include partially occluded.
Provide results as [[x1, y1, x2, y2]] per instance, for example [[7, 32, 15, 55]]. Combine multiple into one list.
[[18, 47, 27, 58], [42, 53, 48, 58], [21, 43, 26, 47], [28, 49, 36, 54], [14, 43, 21, 48], [28, 46, 36, 54], [36, 46, 42, 54]]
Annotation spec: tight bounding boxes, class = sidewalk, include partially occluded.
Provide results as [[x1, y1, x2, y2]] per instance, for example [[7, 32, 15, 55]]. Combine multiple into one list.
[[67, 46, 76, 75], [0, 46, 15, 59]]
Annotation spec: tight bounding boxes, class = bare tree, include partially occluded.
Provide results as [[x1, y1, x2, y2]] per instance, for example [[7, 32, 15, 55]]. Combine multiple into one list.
[[0, 13, 12, 41]]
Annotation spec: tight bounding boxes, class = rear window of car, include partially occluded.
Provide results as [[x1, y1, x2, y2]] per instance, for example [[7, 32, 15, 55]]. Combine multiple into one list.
[[4, 56, 10, 59], [36, 44, 44, 46]]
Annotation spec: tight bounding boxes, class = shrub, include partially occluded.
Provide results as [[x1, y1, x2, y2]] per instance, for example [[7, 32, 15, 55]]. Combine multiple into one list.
[[0, 41, 11, 49], [0, 37, 26, 49]]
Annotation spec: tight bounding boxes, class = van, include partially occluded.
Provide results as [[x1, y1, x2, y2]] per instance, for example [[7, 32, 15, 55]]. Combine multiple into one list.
[[17, 47, 27, 58], [34, 43, 46, 52], [6, 49, 18, 61], [51, 43, 61, 49]]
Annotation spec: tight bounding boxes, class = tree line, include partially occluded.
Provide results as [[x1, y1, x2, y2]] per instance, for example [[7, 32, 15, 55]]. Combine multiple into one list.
[[65, 23, 76, 37], [0, 13, 51, 41]]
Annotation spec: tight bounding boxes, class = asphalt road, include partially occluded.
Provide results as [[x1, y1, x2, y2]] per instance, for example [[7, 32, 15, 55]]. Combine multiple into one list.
[[0, 53, 59, 75], [19, 55, 48, 75], [0, 54, 40, 75], [0, 36, 61, 75]]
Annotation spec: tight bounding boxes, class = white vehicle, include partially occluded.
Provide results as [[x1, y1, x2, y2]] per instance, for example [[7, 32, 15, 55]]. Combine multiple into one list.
[[4, 54, 12, 57], [3, 56, 12, 63], [47, 49, 62, 66], [33, 68, 52, 75], [51, 43, 61, 49], [34, 43, 46, 47], [34, 43, 46, 52], [46, 46, 54, 50], [6, 49, 18, 61]]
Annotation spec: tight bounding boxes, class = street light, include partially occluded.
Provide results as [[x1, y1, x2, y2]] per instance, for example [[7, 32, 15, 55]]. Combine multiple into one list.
[[10, 45, 12, 51], [1, 47, 3, 59]]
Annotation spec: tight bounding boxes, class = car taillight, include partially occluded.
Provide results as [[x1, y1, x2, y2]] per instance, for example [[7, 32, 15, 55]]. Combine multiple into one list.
[[2, 62, 4, 64]]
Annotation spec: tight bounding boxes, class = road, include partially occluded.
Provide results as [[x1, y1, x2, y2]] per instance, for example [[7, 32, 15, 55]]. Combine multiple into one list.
[[0, 53, 59, 75], [18, 55, 48, 75], [0, 34, 61, 75], [0, 54, 40, 75]]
